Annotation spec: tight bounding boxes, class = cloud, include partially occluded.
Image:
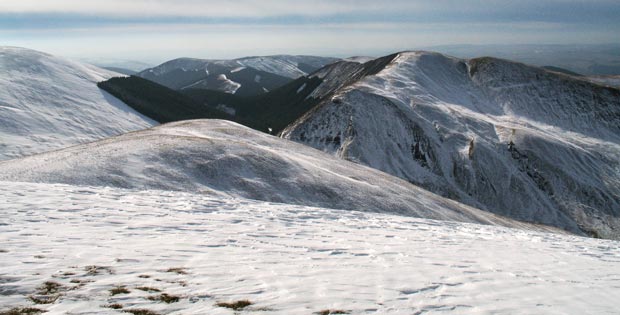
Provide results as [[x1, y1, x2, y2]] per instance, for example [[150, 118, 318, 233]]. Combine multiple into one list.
[[0, 0, 425, 17], [1, 0, 618, 61], [1, 0, 618, 25]]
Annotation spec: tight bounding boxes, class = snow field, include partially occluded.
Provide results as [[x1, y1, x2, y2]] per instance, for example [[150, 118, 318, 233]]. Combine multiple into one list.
[[1, 181, 619, 314]]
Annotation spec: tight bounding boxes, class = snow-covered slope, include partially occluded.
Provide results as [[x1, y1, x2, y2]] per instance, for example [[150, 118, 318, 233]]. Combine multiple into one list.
[[1, 181, 618, 314], [0, 119, 567, 233], [282, 51, 620, 239], [0, 47, 156, 160], [137, 55, 339, 95]]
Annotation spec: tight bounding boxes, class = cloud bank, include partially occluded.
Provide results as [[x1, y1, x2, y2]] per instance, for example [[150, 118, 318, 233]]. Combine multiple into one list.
[[1, 0, 618, 61]]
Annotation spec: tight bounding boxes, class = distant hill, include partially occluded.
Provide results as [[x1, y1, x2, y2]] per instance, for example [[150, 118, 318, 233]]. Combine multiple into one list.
[[541, 66, 583, 76], [586, 75, 620, 88], [102, 66, 137, 75]]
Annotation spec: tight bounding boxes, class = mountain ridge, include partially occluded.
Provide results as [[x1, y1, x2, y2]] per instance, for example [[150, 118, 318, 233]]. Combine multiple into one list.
[[282, 50, 620, 239]]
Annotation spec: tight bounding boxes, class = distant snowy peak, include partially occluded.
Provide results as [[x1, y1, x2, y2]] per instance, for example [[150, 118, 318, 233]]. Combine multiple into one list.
[[283, 50, 620, 239], [235, 55, 340, 78], [144, 57, 232, 76], [0, 46, 155, 160], [137, 55, 339, 96], [140, 55, 339, 79]]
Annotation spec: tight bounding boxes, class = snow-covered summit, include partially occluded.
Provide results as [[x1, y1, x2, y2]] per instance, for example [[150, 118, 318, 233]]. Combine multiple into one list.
[[0, 47, 155, 160]]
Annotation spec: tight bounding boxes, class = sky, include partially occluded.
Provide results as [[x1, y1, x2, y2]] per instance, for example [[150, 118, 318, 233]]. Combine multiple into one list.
[[1, 0, 619, 64]]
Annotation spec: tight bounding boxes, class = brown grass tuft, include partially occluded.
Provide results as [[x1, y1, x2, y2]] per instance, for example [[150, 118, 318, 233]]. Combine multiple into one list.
[[216, 300, 253, 310]]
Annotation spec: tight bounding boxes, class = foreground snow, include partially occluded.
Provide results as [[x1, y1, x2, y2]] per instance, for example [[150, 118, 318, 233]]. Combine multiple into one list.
[[0, 47, 155, 160], [1, 181, 619, 314]]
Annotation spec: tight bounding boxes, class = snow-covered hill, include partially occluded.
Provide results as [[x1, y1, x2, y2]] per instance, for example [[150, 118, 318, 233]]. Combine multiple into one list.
[[0, 47, 156, 160], [138, 55, 339, 95], [1, 181, 618, 314], [282, 51, 620, 239], [0, 119, 567, 233]]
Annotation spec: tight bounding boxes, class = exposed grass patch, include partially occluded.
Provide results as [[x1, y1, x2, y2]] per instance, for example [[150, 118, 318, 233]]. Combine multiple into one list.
[[110, 286, 131, 296], [216, 300, 253, 310], [135, 286, 160, 292], [123, 309, 160, 315], [317, 310, 350, 315], [0, 307, 46, 315], [138, 275, 151, 279], [28, 295, 59, 305], [165, 267, 187, 275], [37, 281, 63, 295], [33, 255, 45, 259], [69, 279, 92, 286], [28, 281, 63, 304], [84, 265, 114, 276], [0, 249, 8, 253], [147, 293, 180, 304], [104, 304, 123, 310]]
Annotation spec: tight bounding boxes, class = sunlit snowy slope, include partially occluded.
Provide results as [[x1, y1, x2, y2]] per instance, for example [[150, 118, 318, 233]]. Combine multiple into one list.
[[0, 119, 559, 232], [1, 181, 618, 314], [282, 51, 620, 239], [0, 47, 156, 160]]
